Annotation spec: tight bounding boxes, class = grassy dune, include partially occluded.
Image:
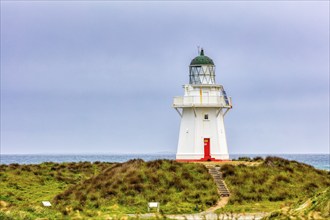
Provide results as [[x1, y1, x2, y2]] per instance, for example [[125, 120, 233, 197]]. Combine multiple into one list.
[[53, 159, 218, 215], [263, 187, 330, 219], [0, 157, 329, 219], [0, 159, 218, 219], [0, 161, 114, 219], [216, 157, 330, 215]]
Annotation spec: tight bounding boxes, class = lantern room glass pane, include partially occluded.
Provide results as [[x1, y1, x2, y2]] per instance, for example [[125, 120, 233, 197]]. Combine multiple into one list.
[[189, 65, 216, 85]]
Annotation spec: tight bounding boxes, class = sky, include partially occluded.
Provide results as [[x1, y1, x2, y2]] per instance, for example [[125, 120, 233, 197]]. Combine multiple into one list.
[[1, 1, 329, 154]]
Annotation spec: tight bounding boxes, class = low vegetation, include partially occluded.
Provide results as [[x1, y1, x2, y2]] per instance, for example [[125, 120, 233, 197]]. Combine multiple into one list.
[[232, 156, 264, 162], [54, 159, 218, 215], [1, 157, 329, 219], [0, 159, 218, 219], [216, 156, 330, 214], [263, 187, 330, 219], [0, 161, 114, 219]]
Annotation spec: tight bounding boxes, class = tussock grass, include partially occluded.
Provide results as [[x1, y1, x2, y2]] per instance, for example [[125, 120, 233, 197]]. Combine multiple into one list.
[[263, 187, 330, 219], [217, 156, 330, 214], [232, 156, 264, 162], [53, 159, 218, 215], [2, 157, 329, 219], [0, 161, 114, 219]]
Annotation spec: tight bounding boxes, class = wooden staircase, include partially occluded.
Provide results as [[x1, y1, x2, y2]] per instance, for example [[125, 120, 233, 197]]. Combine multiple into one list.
[[206, 165, 230, 197]]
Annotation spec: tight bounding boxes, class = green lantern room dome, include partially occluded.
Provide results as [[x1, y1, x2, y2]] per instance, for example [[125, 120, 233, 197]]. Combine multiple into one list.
[[190, 49, 214, 65]]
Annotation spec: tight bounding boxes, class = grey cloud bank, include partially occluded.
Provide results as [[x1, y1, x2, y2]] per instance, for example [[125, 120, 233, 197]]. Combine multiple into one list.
[[1, 1, 329, 154]]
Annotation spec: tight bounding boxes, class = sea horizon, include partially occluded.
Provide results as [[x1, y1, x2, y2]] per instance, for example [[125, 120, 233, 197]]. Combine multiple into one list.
[[1, 153, 329, 171], [1, 153, 328, 156]]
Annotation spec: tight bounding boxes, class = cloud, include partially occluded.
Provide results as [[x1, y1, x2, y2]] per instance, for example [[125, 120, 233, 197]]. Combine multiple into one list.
[[1, 1, 329, 154]]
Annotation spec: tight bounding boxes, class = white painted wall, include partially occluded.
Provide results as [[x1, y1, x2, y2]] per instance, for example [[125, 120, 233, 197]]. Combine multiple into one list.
[[175, 85, 230, 160]]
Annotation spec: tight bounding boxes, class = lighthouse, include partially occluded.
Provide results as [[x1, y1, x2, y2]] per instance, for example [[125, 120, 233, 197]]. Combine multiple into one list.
[[173, 49, 232, 161]]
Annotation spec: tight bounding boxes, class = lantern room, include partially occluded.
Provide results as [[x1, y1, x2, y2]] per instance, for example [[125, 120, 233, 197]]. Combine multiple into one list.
[[189, 49, 216, 85]]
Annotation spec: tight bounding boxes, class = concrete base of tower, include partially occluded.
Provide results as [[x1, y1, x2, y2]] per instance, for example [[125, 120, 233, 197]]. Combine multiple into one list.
[[176, 153, 230, 161]]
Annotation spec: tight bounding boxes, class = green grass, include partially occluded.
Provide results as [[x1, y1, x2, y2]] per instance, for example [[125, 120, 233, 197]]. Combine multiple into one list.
[[53, 159, 218, 215], [0, 159, 218, 219], [1, 157, 329, 219], [217, 201, 287, 213], [216, 156, 330, 214], [0, 161, 114, 219], [262, 187, 330, 219]]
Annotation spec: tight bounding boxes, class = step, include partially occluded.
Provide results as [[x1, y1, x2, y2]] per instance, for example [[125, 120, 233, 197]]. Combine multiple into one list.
[[218, 187, 228, 190], [207, 166, 230, 197], [218, 188, 229, 192]]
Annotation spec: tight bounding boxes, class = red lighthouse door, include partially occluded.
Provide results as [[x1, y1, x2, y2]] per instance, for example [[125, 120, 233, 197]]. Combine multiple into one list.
[[204, 138, 211, 159]]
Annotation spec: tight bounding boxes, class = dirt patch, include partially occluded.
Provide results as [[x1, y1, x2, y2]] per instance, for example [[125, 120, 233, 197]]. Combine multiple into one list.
[[204, 196, 229, 213], [0, 200, 9, 208]]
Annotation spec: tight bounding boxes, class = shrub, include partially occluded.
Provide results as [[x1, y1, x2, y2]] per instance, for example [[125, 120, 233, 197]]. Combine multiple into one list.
[[273, 174, 290, 183], [221, 164, 235, 177], [252, 156, 264, 162], [237, 157, 252, 162]]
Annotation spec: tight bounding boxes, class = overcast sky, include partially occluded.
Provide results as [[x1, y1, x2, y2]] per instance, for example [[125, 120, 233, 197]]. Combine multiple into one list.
[[1, 1, 329, 154]]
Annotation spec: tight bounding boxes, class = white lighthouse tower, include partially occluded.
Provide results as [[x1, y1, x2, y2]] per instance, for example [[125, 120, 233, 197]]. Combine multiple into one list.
[[173, 49, 232, 161]]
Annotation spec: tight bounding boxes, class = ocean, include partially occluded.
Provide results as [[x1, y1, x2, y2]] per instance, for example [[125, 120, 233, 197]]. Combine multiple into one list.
[[0, 154, 329, 171]]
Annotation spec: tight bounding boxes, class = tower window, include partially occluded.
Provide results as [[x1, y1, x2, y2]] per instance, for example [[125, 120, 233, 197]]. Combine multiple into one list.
[[204, 114, 209, 120]]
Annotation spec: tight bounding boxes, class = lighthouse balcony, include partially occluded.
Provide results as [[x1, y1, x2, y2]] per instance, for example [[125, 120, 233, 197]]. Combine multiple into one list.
[[173, 96, 232, 108]]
